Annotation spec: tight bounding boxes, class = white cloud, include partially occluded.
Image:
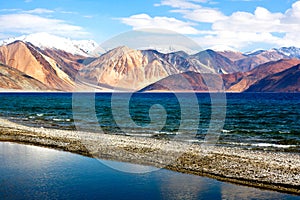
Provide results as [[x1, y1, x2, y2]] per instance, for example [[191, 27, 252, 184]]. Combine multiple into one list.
[[212, 7, 283, 33], [154, 0, 206, 9], [156, 0, 226, 23], [229, 0, 262, 1], [205, 3, 300, 49], [60, 11, 74, 14], [0, 33, 13, 40], [83, 15, 94, 19], [0, 14, 89, 38], [195, 31, 283, 50], [153, 0, 300, 51], [1, 8, 76, 15], [0, 9, 22, 13], [172, 7, 227, 23], [120, 14, 200, 34], [282, 1, 300, 24], [22, 8, 54, 14]]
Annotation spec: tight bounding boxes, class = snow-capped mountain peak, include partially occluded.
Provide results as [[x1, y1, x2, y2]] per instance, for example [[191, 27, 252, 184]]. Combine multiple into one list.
[[137, 45, 199, 55], [276, 46, 300, 58], [244, 49, 266, 56], [0, 32, 100, 56], [210, 45, 239, 53], [243, 46, 300, 59]]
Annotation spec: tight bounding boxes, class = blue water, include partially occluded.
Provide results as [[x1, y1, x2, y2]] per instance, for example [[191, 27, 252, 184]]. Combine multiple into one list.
[[1, 142, 299, 200], [0, 92, 299, 152]]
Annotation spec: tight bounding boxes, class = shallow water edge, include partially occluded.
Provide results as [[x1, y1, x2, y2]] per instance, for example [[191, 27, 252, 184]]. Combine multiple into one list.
[[0, 118, 299, 195]]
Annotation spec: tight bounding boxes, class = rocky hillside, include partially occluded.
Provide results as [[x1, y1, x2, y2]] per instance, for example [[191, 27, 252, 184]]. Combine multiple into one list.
[[0, 63, 49, 90], [139, 71, 224, 92], [233, 47, 300, 72], [78, 46, 180, 90], [0, 41, 75, 90], [190, 49, 239, 74], [41, 48, 90, 80], [223, 59, 300, 92], [141, 59, 300, 92], [245, 64, 300, 92], [78, 47, 243, 90], [1, 35, 300, 92]]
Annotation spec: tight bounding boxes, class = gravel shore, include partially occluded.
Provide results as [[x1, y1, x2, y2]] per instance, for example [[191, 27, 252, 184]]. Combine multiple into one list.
[[0, 118, 299, 194]]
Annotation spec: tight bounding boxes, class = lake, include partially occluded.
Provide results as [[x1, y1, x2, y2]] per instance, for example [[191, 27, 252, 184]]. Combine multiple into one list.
[[0, 92, 299, 152], [0, 142, 299, 200]]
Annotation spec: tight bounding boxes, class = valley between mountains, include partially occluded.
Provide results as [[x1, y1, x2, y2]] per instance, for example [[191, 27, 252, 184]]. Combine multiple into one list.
[[0, 34, 300, 92]]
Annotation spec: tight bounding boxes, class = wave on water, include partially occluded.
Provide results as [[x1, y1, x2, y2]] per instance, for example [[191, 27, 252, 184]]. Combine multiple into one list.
[[252, 143, 297, 148], [53, 118, 71, 122], [0, 92, 299, 153]]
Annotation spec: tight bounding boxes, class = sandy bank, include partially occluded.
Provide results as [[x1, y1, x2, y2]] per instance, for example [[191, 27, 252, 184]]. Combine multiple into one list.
[[0, 118, 299, 195]]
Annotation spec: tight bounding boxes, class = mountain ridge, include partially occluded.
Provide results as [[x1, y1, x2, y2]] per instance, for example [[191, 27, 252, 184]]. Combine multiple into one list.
[[1, 37, 300, 92], [0, 32, 99, 57], [245, 64, 300, 92], [0, 41, 75, 90], [141, 59, 300, 93], [223, 59, 300, 92]]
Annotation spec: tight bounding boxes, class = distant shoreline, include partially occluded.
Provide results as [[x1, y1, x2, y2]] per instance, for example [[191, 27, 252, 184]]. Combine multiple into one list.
[[1, 90, 300, 94], [0, 118, 299, 195]]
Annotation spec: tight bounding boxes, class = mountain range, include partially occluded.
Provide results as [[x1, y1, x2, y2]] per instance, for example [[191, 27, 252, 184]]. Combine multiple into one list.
[[0, 32, 100, 57], [0, 33, 300, 92]]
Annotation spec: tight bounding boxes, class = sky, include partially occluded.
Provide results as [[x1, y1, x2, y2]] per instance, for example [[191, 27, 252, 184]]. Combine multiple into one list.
[[0, 0, 300, 52]]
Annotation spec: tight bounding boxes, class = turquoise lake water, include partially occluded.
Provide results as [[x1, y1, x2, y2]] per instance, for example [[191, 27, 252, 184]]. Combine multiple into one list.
[[0, 92, 299, 152]]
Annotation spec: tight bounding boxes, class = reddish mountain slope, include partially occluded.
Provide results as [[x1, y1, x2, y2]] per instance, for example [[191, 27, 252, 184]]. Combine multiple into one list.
[[139, 71, 224, 92], [218, 51, 247, 62], [79, 47, 240, 91], [245, 64, 300, 92], [235, 49, 287, 72], [223, 59, 300, 92], [0, 41, 300, 92]]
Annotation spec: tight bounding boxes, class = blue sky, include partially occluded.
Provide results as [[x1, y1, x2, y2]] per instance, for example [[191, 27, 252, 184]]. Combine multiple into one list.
[[0, 0, 300, 52]]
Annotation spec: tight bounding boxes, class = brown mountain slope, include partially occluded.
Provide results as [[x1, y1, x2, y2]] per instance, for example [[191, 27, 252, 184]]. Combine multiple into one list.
[[218, 51, 247, 62], [141, 59, 300, 92], [245, 64, 300, 92], [78, 46, 239, 91], [41, 48, 94, 80], [0, 63, 49, 90], [78, 46, 182, 90], [223, 59, 300, 92], [190, 49, 239, 73], [139, 71, 224, 92], [0, 41, 75, 90], [235, 50, 287, 72]]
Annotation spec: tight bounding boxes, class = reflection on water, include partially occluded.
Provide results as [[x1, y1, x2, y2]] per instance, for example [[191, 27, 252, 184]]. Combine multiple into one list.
[[159, 173, 221, 199], [221, 184, 297, 200], [0, 142, 299, 200], [101, 160, 158, 174]]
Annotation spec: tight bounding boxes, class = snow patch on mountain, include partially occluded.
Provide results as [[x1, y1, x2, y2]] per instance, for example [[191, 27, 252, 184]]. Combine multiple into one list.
[[0, 32, 100, 56], [244, 47, 300, 59], [210, 45, 239, 53], [244, 49, 266, 56], [138, 45, 199, 55], [277, 47, 300, 58]]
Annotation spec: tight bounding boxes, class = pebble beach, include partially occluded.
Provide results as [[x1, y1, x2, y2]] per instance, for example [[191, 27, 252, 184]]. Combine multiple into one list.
[[0, 118, 299, 195]]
